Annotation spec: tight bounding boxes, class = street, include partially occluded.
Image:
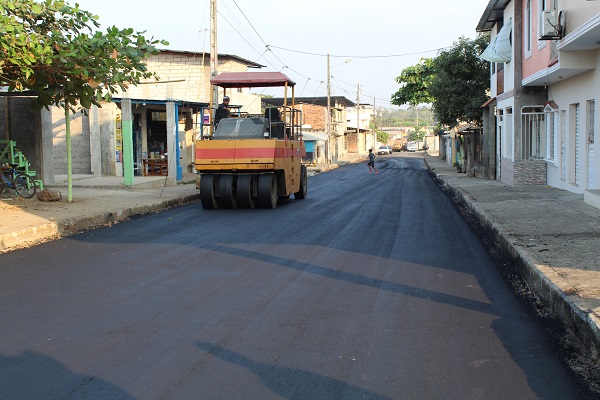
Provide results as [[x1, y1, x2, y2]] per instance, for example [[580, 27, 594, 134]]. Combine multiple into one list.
[[0, 154, 585, 399]]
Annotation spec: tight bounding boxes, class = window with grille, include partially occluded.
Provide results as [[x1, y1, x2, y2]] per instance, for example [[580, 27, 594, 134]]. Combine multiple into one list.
[[522, 106, 545, 160], [545, 110, 558, 163], [587, 100, 595, 144]]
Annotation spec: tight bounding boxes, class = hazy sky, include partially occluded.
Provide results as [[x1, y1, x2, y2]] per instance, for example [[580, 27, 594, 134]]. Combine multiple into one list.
[[73, 0, 489, 108]]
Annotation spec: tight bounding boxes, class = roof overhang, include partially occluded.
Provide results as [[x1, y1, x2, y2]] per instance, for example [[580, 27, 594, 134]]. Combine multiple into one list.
[[264, 96, 356, 108], [112, 97, 209, 113], [211, 72, 295, 88], [481, 97, 496, 108], [158, 49, 265, 69], [558, 13, 600, 51], [302, 132, 328, 142], [522, 50, 596, 86], [476, 0, 511, 31]]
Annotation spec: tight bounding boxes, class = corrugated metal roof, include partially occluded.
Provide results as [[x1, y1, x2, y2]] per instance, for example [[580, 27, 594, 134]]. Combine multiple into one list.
[[476, 0, 511, 31], [263, 96, 356, 108], [158, 50, 265, 69], [210, 72, 295, 88]]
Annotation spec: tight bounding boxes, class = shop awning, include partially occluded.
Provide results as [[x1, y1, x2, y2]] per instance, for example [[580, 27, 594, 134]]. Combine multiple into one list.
[[480, 18, 512, 62], [210, 72, 295, 88]]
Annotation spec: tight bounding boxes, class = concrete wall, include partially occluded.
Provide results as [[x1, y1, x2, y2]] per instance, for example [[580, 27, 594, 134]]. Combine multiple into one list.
[[114, 53, 261, 115], [50, 108, 91, 175], [546, 67, 598, 193], [0, 97, 40, 174], [98, 105, 118, 176]]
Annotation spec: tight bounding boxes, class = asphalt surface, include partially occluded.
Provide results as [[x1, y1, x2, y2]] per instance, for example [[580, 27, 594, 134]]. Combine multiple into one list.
[[0, 154, 596, 399]]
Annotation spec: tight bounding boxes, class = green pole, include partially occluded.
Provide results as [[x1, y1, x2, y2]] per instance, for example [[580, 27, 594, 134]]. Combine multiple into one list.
[[65, 107, 73, 202], [122, 99, 134, 186]]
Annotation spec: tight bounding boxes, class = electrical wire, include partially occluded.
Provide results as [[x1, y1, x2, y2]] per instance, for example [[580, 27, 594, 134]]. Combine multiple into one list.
[[267, 45, 450, 59], [216, 0, 404, 106]]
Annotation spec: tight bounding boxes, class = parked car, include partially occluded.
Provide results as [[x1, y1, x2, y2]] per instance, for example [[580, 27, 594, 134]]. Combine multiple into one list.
[[406, 142, 418, 152], [377, 145, 392, 155]]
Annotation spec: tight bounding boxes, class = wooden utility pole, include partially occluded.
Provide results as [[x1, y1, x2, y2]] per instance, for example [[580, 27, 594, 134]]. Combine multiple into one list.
[[373, 96, 377, 148], [210, 0, 219, 134], [326, 53, 331, 163], [356, 84, 361, 151]]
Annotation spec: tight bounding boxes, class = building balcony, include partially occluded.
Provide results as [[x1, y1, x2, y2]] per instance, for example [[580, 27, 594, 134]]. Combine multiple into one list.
[[523, 14, 600, 87]]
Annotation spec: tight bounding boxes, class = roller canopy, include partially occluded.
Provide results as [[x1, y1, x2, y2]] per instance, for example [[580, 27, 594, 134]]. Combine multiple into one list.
[[211, 72, 296, 88]]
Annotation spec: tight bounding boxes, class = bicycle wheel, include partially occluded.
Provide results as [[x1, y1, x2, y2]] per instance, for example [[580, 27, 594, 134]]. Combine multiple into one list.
[[13, 174, 37, 198]]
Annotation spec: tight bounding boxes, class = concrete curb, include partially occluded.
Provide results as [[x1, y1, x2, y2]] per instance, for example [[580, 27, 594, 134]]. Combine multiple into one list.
[[0, 193, 200, 253], [424, 157, 600, 358]]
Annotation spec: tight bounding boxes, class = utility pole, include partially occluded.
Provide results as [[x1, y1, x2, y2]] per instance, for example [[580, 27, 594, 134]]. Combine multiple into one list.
[[356, 83, 361, 152], [326, 53, 331, 164], [210, 0, 219, 135], [373, 96, 377, 148]]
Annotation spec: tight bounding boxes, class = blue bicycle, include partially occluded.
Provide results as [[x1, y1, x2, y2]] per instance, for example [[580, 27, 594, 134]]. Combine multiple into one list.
[[0, 164, 37, 198]]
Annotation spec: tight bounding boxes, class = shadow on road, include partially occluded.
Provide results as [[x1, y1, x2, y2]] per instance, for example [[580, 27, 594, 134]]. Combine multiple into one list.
[[195, 341, 393, 400], [0, 351, 135, 399]]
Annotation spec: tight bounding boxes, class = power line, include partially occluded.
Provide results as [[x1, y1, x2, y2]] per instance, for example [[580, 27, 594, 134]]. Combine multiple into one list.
[[216, 0, 400, 107], [266, 45, 450, 59]]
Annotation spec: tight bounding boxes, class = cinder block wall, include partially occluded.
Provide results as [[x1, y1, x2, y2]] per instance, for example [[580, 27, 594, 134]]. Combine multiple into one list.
[[0, 97, 40, 173], [51, 108, 91, 174]]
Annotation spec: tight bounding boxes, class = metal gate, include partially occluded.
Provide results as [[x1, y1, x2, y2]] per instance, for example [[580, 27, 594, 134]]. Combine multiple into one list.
[[522, 106, 545, 160], [575, 104, 580, 185], [561, 110, 567, 181], [588, 100, 595, 189]]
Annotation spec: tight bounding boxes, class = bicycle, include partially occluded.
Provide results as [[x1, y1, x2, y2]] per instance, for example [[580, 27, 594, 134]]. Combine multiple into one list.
[[0, 164, 37, 198]]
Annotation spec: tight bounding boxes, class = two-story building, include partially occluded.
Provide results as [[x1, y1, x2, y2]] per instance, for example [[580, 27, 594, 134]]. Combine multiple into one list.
[[263, 96, 355, 163], [478, 0, 600, 207], [346, 104, 377, 155]]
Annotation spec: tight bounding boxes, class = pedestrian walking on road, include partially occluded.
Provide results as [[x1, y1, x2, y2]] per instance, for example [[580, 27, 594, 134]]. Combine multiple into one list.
[[367, 149, 379, 174]]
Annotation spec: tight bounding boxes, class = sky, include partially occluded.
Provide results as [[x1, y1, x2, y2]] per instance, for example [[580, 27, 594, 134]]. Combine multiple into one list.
[[72, 0, 489, 108]]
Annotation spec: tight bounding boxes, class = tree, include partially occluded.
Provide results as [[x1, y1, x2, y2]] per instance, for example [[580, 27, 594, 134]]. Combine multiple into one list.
[[377, 130, 389, 144], [0, 0, 167, 110], [0, 0, 168, 201], [391, 34, 489, 129], [429, 35, 489, 128], [391, 58, 434, 107]]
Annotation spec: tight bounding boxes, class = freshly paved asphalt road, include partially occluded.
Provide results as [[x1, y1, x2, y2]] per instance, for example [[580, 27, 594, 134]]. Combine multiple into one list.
[[0, 154, 587, 399]]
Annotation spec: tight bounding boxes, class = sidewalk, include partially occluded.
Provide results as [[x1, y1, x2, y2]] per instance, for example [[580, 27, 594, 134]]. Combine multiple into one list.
[[422, 150, 600, 360], [0, 173, 200, 253], [1, 154, 599, 360]]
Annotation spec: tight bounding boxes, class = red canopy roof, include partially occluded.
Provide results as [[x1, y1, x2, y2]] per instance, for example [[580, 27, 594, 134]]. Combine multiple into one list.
[[210, 72, 295, 88]]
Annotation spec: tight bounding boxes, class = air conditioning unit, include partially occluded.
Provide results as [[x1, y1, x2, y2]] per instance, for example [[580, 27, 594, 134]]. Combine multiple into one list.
[[540, 9, 565, 40]]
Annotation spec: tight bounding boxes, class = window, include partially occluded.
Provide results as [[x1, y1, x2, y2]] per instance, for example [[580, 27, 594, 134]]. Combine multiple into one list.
[[525, 0, 532, 55], [545, 109, 558, 163], [587, 100, 595, 144], [538, 0, 547, 49], [505, 108, 514, 160], [522, 105, 545, 160]]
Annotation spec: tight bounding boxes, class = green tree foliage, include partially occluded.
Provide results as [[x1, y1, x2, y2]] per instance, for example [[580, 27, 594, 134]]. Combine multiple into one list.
[[391, 34, 489, 129], [380, 107, 434, 128], [0, 0, 168, 111], [391, 58, 434, 107], [429, 35, 489, 128], [376, 130, 389, 144]]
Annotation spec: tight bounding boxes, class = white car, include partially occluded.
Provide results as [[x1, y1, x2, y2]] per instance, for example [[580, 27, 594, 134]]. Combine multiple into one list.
[[377, 146, 392, 155], [406, 142, 418, 152]]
